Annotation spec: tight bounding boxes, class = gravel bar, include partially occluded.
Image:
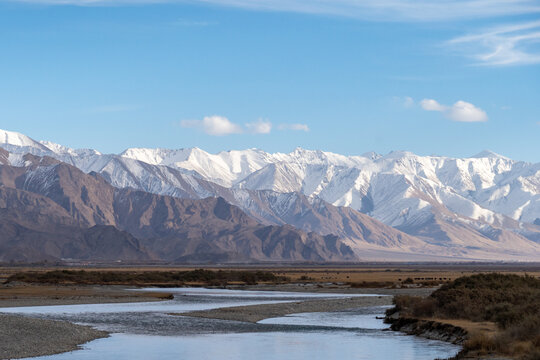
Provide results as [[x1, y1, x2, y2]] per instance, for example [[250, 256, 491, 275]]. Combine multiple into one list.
[[177, 295, 392, 323], [0, 313, 108, 360]]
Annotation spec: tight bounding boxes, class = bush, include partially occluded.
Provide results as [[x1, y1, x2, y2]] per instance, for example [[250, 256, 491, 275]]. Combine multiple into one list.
[[388, 273, 540, 359], [463, 334, 500, 355], [6, 269, 290, 286]]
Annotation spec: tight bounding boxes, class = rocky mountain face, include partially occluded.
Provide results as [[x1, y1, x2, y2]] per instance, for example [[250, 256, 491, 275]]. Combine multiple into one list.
[[0, 156, 355, 263], [0, 185, 151, 263], [1, 128, 540, 261]]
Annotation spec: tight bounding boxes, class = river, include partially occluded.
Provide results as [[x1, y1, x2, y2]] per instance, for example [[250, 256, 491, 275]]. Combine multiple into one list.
[[1, 288, 461, 360]]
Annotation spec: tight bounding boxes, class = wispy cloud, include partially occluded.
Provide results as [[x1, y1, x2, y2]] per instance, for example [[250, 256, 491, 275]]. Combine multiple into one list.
[[393, 96, 415, 108], [180, 116, 307, 136], [11, 0, 540, 22], [277, 123, 309, 132], [420, 99, 488, 122], [447, 21, 540, 66]]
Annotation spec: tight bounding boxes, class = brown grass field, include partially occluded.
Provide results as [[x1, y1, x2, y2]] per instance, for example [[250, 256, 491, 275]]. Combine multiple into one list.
[[2, 263, 539, 285]]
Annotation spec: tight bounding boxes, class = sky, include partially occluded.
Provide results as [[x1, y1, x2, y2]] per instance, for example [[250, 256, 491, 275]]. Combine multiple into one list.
[[0, 0, 539, 161]]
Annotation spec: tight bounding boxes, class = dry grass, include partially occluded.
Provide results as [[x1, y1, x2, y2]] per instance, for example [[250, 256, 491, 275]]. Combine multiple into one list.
[[4, 269, 288, 287], [390, 273, 540, 360], [0, 285, 171, 300], [2, 264, 539, 288], [423, 318, 498, 337], [0, 284, 173, 308]]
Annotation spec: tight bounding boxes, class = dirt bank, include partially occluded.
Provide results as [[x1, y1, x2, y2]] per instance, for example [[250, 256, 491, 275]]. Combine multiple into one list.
[[0, 283, 172, 308]]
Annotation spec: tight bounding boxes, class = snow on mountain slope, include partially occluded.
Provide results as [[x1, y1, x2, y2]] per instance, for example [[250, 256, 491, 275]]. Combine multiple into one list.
[[3, 130, 539, 228], [1, 128, 540, 260], [121, 147, 276, 187], [0, 129, 51, 154], [6, 128, 535, 227], [232, 149, 539, 227]]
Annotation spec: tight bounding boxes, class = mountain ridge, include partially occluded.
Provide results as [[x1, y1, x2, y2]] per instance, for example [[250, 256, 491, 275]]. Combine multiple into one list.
[[0, 157, 357, 263], [1, 128, 539, 261]]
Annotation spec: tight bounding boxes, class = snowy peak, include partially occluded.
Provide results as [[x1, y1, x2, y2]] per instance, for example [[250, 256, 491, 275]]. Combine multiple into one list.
[[0, 129, 49, 152], [40, 141, 102, 157], [361, 151, 382, 160], [0, 129, 102, 158], [120, 147, 195, 165], [471, 150, 509, 160], [0, 127, 539, 239]]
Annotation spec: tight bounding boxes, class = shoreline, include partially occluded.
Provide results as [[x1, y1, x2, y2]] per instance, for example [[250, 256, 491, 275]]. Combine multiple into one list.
[[0, 284, 172, 360], [0, 283, 173, 308]]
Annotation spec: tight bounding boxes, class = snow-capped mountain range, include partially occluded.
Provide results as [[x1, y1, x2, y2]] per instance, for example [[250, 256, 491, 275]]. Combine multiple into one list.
[[2, 128, 539, 261]]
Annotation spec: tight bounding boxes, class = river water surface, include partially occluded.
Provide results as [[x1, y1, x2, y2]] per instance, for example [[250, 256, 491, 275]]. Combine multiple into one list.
[[1, 288, 461, 360]]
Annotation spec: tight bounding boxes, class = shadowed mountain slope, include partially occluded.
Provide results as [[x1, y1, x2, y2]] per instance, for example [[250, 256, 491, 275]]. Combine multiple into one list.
[[0, 158, 355, 263]]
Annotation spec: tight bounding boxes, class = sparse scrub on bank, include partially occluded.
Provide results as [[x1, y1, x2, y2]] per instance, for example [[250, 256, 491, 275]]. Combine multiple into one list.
[[349, 281, 394, 288], [5, 269, 289, 286], [387, 273, 540, 359]]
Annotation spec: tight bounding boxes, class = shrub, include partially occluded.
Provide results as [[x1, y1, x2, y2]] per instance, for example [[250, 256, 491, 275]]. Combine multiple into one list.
[[388, 273, 540, 359], [6, 269, 290, 286], [463, 334, 500, 355]]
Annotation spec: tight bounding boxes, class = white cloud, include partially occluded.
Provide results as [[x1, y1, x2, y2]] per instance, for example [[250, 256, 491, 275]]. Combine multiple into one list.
[[246, 119, 272, 134], [448, 20, 540, 66], [11, 0, 540, 22], [180, 115, 243, 136], [420, 99, 488, 122], [420, 99, 446, 112], [180, 116, 310, 135], [446, 101, 488, 122], [278, 123, 310, 132]]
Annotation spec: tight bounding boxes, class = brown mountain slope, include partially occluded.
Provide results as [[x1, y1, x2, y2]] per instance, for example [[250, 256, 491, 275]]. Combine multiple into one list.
[[0, 158, 355, 263], [0, 148, 8, 165], [113, 191, 353, 262], [0, 187, 152, 263]]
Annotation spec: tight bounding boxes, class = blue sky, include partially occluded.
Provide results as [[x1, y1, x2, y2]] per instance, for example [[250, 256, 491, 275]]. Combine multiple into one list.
[[0, 1, 539, 161]]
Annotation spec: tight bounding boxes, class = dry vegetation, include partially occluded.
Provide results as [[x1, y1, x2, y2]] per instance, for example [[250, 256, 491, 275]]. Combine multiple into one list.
[[5, 269, 289, 286], [387, 273, 540, 359], [2, 264, 539, 287]]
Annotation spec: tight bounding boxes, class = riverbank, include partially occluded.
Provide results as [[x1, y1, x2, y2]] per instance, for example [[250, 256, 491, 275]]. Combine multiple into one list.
[[0, 284, 172, 360], [228, 282, 437, 296], [0, 283, 173, 308], [384, 274, 540, 360], [0, 313, 108, 359]]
